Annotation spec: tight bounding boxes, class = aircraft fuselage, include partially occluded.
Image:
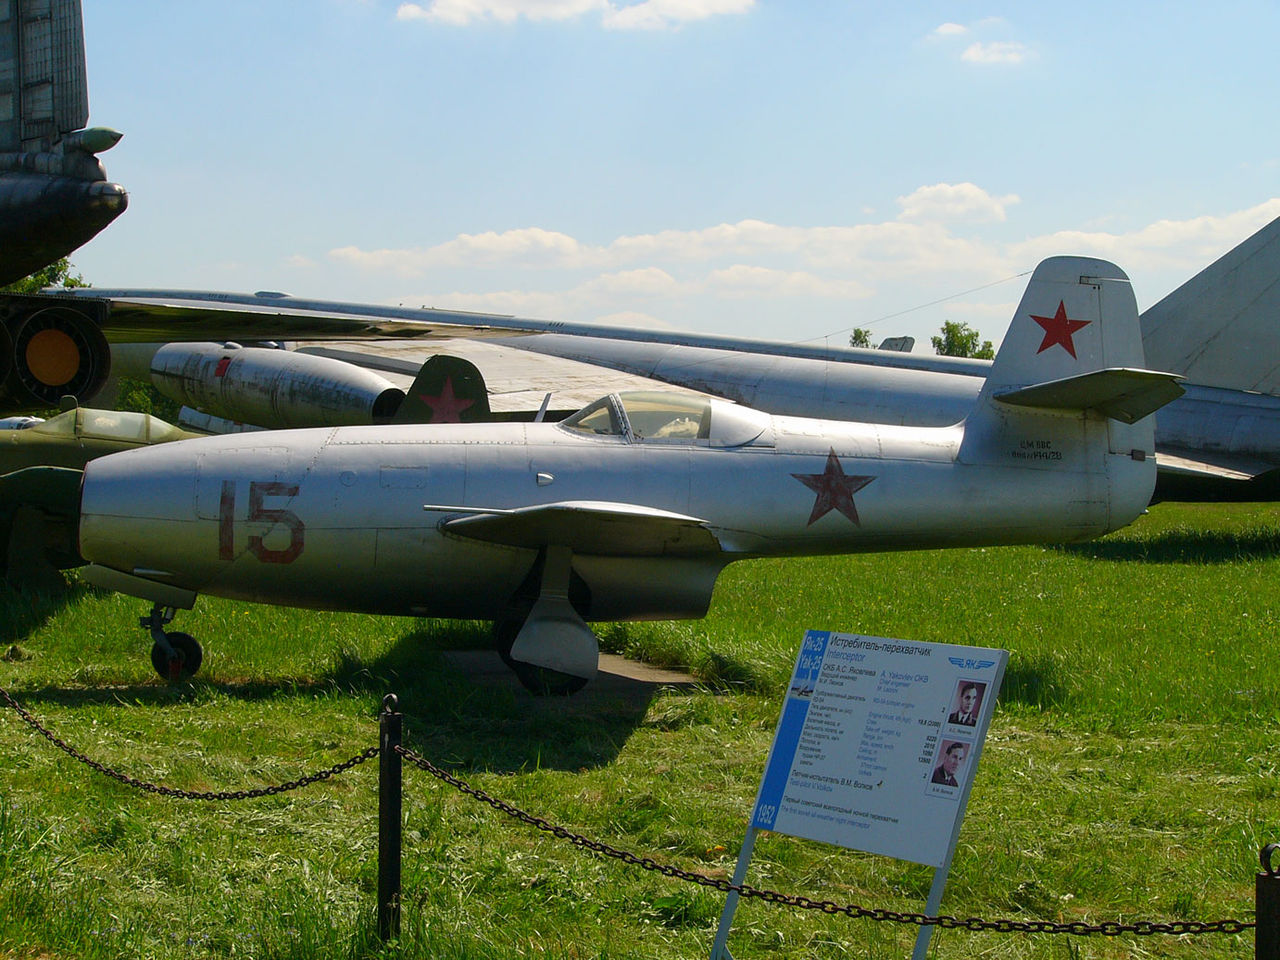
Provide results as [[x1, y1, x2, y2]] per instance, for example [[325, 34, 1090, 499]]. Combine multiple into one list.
[[79, 402, 1152, 624]]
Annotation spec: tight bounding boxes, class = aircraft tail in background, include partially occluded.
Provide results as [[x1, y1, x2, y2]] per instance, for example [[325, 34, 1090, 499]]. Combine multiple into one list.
[[394, 354, 493, 424], [1141, 214, 1280, 396], [0, 0, 127, 285], [0, 0, 88, 153]]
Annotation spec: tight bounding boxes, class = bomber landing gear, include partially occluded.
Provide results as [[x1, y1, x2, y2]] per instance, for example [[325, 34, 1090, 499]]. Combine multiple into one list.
[[142, 604, 203, 681]]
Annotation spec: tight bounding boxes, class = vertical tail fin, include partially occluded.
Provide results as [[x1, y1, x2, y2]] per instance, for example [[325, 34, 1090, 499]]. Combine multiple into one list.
[[393, 354, 492, 424], [0, 0, 88, 153], [984, 256, 1144, 395], [959, 257, 1180, 531]]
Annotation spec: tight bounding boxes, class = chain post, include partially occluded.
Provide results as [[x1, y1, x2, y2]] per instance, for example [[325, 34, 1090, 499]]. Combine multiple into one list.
[[378, 694, 403, 943], [1259, 843, 1279, 960]]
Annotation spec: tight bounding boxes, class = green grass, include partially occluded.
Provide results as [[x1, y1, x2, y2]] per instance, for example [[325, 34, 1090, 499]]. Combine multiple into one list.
[[0, 501, 1277, 958]]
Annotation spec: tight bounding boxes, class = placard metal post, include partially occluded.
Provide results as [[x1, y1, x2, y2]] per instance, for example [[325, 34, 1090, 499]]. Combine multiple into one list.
[[709, 827, 758, 960]]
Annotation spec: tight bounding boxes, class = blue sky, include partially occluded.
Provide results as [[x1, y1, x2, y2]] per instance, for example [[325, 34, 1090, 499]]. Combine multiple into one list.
[[73, 1, 1280, 351]]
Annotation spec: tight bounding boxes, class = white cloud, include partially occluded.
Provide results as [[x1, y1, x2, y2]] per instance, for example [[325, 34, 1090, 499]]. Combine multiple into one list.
[[961, 40, 1030, 64], [395, 0, 751, 28], [705, 265, 872, 299], [577, 266, 681, 297], [328, 195, 1280, 341], [896, 183, 1020, 223], [929, 17, 1031, 65], [330, 227, 593, 274], [608, 219, 806, 262], [328, 193, 1017, 283], [1010, 199, 1280, 275], [603, 0, 755, 30], [433, 227, 589, 265], [397, 0, 605, 24]]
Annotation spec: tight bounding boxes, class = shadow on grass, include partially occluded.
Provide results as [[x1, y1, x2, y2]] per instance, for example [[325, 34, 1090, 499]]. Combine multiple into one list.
[[997, 654, 1069, 710], [0, 579, 84, 645], [330, 623, 701, 774], [1052, 526, 1280, 564], [3, 620, 692, 774]]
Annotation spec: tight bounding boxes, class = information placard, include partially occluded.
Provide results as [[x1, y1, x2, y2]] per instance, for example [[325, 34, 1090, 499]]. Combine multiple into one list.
[[749, 630, 1007, 868]]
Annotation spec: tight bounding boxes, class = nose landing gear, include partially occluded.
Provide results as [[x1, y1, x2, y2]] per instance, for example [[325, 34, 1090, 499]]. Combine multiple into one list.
[[142, 603, 203, 681]]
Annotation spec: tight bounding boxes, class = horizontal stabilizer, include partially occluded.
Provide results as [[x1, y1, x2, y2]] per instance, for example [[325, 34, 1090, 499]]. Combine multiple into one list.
[[995, 368, 1184, 424], [432, 500, 718, 556]]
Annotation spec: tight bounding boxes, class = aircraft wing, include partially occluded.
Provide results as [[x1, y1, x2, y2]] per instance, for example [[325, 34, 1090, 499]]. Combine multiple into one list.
[[0, 288, 549, 410], [1152, 447, 1275, 482], [63, 288, 994, 371], [83, 291, 530, 343], [432, 500, 721, 556]]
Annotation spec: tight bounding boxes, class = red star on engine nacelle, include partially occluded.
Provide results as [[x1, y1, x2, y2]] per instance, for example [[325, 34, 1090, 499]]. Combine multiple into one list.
[[1030, 300, 1091, 359], [792, 449, 875, 526]]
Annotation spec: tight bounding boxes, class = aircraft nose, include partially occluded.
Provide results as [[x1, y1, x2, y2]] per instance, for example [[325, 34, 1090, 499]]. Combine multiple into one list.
[[85, 180, 128, 217], [78, 445, 197, 572]]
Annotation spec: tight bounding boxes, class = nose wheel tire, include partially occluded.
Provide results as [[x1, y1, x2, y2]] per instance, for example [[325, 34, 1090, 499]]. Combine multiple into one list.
[[150, 631, 203, 681]]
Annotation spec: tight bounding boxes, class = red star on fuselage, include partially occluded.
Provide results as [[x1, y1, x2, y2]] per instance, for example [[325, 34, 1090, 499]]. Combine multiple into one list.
[[792, 449, 875, 526], [1030, 300, 1091, 359], [417, 376, 475, 423]]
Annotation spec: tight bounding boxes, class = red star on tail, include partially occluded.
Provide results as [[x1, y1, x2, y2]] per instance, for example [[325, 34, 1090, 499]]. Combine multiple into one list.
[[792, 449, 875, 526], [1030, 300, 1091, 359], [418, 376, 475, 423]]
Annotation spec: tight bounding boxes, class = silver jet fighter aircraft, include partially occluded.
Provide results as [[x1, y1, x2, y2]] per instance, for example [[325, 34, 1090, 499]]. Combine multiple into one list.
[[75, 257, 1180, 692]]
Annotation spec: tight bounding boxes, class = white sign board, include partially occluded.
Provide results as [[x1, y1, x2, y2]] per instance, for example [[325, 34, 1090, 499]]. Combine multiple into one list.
[[749, 630, 1007, 868]]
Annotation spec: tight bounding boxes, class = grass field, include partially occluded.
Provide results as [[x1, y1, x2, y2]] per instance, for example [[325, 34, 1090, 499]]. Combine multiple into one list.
[[0, 501, 1277, 958]]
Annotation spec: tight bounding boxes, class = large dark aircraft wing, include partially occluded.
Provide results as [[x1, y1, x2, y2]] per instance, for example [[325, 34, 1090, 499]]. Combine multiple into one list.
[[89, 292, 528, 343], [0, 289, 537, 411]]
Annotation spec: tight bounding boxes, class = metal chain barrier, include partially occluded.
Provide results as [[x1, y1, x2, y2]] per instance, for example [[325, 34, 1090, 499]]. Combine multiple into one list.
[[396, 744, 1255, 938], [0, 682, 1258, 939], [1, 685, 378, 801]]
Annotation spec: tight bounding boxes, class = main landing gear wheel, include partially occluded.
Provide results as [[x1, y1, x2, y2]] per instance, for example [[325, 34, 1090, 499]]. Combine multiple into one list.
[[494, 615, 589, 697], [149, 631, 203, 682]]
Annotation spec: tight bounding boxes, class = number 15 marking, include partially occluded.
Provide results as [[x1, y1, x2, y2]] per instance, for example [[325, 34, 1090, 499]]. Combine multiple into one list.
[[218, 480, 306, 564]]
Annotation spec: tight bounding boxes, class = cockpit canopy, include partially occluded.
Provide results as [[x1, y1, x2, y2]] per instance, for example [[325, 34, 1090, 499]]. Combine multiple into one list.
[[26, 407, 190, 444], [560, 391, 773, 448]]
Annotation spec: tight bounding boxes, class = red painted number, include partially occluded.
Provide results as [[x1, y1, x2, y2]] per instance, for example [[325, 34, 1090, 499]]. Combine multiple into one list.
[[218, 480, 305, 563]]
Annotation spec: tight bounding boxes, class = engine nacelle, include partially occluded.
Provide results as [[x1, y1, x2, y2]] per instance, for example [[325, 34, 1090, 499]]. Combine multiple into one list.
[[150, 342, 406, 428], [0, 294, 110, 410]]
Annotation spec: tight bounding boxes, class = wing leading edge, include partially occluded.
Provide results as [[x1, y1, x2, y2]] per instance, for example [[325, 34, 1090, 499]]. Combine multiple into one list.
[[430, 500, 719, 556]]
